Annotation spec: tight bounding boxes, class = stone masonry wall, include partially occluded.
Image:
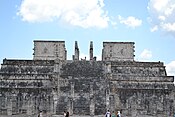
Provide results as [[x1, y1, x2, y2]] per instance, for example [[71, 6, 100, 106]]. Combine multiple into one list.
[[109, 61, 175, 117], [33, 41, 67, 60], [56, 61, 106, 115], [102, 42, 135, 61], [0, 59, 55, 115], [0, 59, 174, 117]]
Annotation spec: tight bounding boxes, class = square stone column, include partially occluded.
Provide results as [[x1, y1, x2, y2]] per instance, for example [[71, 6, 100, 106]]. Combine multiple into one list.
[[7, 99, 12, 115]]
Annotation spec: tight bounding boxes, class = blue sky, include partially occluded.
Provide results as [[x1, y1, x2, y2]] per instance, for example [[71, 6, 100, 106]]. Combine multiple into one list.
[[0, 0, 175, 77]]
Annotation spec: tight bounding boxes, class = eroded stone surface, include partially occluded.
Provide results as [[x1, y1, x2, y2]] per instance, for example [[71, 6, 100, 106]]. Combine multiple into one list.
[[0, 41, 174, 117]]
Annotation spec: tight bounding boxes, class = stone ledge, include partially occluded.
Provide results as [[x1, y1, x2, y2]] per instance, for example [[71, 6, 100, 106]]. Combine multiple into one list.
[[111, 75, 174, 82]]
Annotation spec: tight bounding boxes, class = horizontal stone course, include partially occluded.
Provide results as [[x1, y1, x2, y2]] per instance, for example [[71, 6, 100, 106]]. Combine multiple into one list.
[[112, 75, 174, 82]]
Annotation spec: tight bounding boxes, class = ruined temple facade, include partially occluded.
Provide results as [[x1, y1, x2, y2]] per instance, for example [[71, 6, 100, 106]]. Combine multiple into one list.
[[0, 40, 174, 117]]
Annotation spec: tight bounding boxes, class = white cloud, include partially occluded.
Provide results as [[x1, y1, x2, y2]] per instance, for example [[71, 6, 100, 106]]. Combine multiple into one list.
[[150, 0, 169, 11], [17, 0, 109, 29], [166, 61, 175, 76], [166, 61, 175, 84], [150, 25, 158, 32], [158, 15, 166, 21], [109, 16, 117, 29], [148, 0, 175, 36], [110, 20, 117, 27], [139, 49, 152, 60], [118, 15, 142, 28], [161, 22, 175, 32], [165, 4, 175, 16]]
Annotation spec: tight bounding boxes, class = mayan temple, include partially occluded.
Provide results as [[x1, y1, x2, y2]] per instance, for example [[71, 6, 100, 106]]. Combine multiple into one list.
[[0, 40, 174, 117]]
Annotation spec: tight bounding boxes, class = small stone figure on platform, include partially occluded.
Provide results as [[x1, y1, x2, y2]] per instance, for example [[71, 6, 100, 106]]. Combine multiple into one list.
[[105, 110, 111, 117]]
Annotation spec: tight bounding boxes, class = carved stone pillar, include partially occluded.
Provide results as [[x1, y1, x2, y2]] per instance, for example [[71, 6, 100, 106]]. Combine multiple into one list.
[[27, 96, 33, 115], [69, 81, 74, 115], [89, 41, 93, 60], [52, 90, 58, 114], [114, 93, 121, 111], [54, 58, 62, 114], [7, 96, 12, 115], [104, 62, 112, 110], [90, 82, 95, 116]]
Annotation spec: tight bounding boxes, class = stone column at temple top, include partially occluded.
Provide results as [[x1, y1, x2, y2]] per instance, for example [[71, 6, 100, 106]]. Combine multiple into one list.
[[89, 41, 93, 60], [74, 41, 79, 60]]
